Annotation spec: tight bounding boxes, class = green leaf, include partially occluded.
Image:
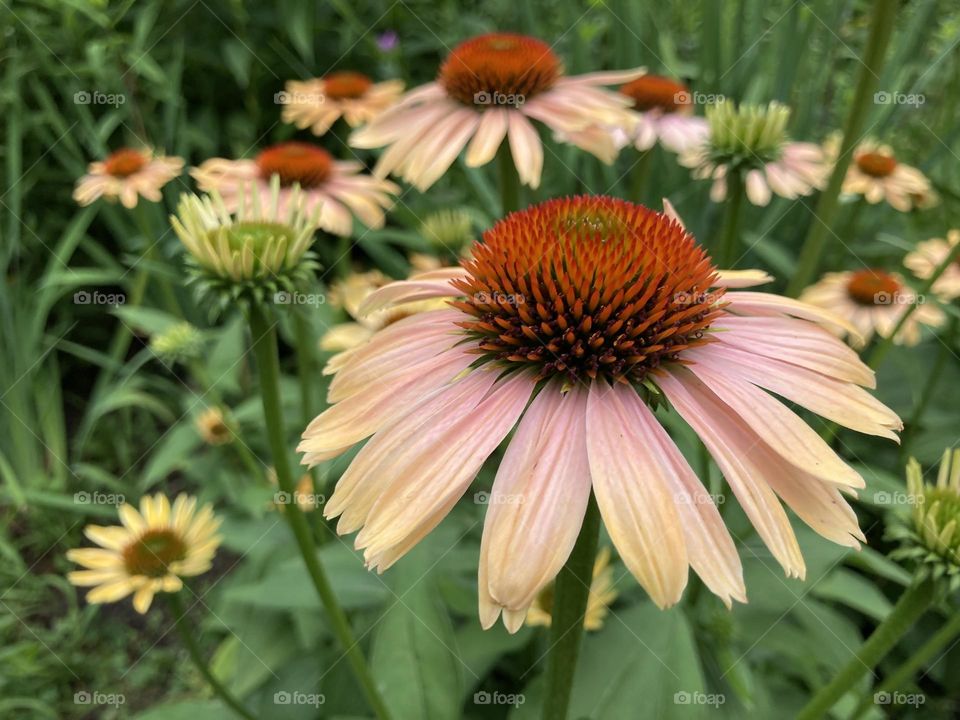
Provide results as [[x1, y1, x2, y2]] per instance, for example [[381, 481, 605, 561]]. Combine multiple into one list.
[[370, 543, 464, 720]]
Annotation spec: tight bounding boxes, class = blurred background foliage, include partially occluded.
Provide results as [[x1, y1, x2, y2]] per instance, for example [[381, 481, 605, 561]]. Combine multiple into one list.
[[1, 0, 959, 717]]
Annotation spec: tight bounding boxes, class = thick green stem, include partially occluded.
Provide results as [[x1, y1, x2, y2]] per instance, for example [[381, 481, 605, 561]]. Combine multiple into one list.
[[850, 610, 960, 719], [246, 303, 391, 720], [167, 592, 256, 720], [293, 311, 317, 428], [786, 0, 897, 296], [541, 493, 601, 720], [498, 142, 521, 215], [796, 578, 935, 720], [717, 170, 745, 268], [867, 238, 960, 369]]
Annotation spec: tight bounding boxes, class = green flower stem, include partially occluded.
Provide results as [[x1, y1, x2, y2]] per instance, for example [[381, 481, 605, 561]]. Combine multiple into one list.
[[498, 142, 521, 215], [716, 170, 745, 268], [541, 493, 601, 720], [901, 314, 958, 458], [850, 610, 960, 719], [786, 0, 897, 297], [247, 303, 391, 720], [293, 311, 317, 428], [796, 577, 935, 720], [867, 237, 960, 370], [167, 592, 256, 720]]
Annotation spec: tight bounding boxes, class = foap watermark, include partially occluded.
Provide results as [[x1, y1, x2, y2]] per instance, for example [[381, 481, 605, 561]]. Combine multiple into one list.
[[673, 290, 721, 306], [474, 491, 525, 506], [874, 691, 925, 708], [74, 290, 126, 306], [473, 691, 525, 708], [274, 90, 325, 107], [273, 691, 325, 707], [677, 490, 725, 507], [473, 290, 526, 305], [273, 291, 326, 306], [874, 91, 925, 108], [73, 90, 126, 107], [873, 290, 924, 306], [74, 690, 126, 708], [674, 691, 726, 707], [74, 490, 125, 506], [873, 490, 923, 506], [474, 90, 525, 107], [274, 490, 325, 507], [674, 91, 725, 106]]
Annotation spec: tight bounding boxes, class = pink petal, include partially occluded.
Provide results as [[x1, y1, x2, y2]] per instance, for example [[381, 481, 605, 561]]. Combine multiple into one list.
[[724, 291, 862, 341], [585, 381, 689, 607], [479, 383, 592, 632], [507, 112, 543, 189], [465, 108, 510, 167]]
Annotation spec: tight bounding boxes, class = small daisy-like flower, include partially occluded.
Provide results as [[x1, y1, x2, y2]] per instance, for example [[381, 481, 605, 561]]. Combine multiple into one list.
[[149, 321, 205, 364], [192, 141, 398, 236], [171, 175, 318, 302], [526, 546, 618, 631], [320, 264, 448, 360], [73, 148, 183, 209], [892, 450, 960, 591], [904, 230, 960, 301], [350, 33, 643, 190], [67, 493, 221, 614], [827, 136, 934, 212], [300, 195, 900, 632], [280, 72, 405, 136], [680, 101, 829, 206], [617, 74, 709, 154], [196, 406, 233, 445], [799, 269, 944, 348]]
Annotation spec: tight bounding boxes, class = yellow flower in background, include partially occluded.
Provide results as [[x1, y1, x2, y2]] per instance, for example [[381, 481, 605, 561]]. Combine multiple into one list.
[[196, 406, 233, 446], [526, 547, 618, 631], [320, 259, 449, 359], [67, 494, 222, 614], [73, 147, 183, 209], [825, 135, 934, 212], [280, 72, 405, 135], [267, 468, 321, 513]]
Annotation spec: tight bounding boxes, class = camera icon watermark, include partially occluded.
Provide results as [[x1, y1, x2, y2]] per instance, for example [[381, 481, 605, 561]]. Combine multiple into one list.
[[74, 290, 126, 306], [274, 90, 325, 107], [73, 90, 126, 107], [74, 490, 125, 506], [274, 490, 325, 507], [474, 90, 525, 107], [273, 291, 326, 306], [676, 490, 725, 506], [872, 490, 923, 506], [273, 690, 325, 707], [873, 91, 925, 107], [473, 690, 525, 707], [473, 290, 526, 305]]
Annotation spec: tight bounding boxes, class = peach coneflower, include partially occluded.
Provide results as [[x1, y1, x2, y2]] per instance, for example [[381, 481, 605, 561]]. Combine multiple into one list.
[[680, 102, 829, 206], [300, 195, 900, 632], [191, 141, 398, 236], [74, 148, 183, 209], [826, 137, 933, 212], [799, 269, 944, 348], [904, 230, 960, 301], [280, 72, 404, 135], [67, 493, 221, 613], [617, 74, 709, 154], [349, 33, 642, 190]]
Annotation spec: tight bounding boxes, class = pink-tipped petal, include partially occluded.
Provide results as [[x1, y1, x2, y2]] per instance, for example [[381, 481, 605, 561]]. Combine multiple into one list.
[[725, 291, 862, 341], [586, 381, 689, 607], [479, 383, 592, 632]]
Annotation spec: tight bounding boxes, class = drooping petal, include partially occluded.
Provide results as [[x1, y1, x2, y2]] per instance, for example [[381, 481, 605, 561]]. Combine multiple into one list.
[[585, 381, 689, 607], [507, 112, 544, 188], [479, 383, 592, 632]]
